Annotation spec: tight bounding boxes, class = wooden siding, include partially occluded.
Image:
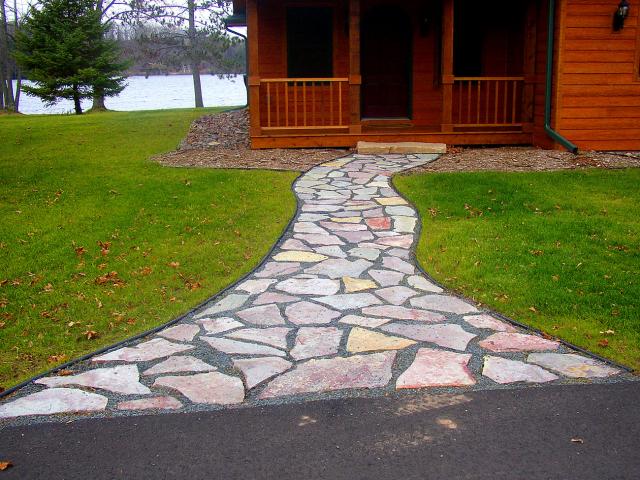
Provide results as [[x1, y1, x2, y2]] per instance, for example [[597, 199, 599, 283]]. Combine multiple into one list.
[[554, 0, 640, 150]]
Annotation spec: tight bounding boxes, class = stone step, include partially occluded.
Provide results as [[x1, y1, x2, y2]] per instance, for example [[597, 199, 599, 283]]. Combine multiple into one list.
[[357, 141, 447, 155]]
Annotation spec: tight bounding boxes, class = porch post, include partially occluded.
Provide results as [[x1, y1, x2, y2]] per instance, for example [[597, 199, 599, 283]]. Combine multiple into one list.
[[247, 0, 261, 137], [522, 0, 537, 133], [441, 0, 454, 132], [349, 0, 362, 134]]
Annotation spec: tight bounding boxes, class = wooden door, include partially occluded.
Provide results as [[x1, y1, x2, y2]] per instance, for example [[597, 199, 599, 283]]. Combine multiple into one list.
[[361, 7, 412, 118]]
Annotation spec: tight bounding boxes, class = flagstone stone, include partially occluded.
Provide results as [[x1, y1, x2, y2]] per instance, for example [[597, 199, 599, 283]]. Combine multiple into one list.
[[198, 317, 243, 335], [299, 213, 329, 222], [407, 275, 443, 293], [385, 248, 410, 259], [343, 276, 378, 293], [397, 349, 475, 389], [527, 353, 620, 378], [305, 258, 373, 279], [410, 295, 478, 314], [463, 314, 517, 332], [291, 327, 343, 360], [202, 337, 285, 357], [195, 294, 250, 318], [301, 204, 342, 213], [326, 229, 370, 243], [393, 216, 417, 233], [382, 323, 476, 351], [362, 207, 384, 218], [259, 351, 396, 398], [252, 292, 300, 306], [330, 216, 362, 223], [93, 338, 194, 363], [382, 256, 415, 274], [237, 278, 277, 295], [280, 239, 312, 251], [385, 206, 415, 216], [157, 324, 200, 342], [154, 372, 244, 404], [358, 242, 389, 250], [283, 302, 339, 326], [294, 222, 328, 234], [0, 388, 108, 419], [255, 262, 301, 278], [233, 357, 293, 389], [347, 327, 416, 353], [226, 327, 291, 349], [478, 332, 560, 352], [348, 247, 381, 261], [236, 304, 286, 326], [365, 217, 391, 230], [375, 286, 419, 305], [332, 210, 362, 218], [343, 204, 378, 211], [294, 233, 345, 246], [273, 251, 328, 263], [363, 305, 445, 322], [143, 356, 217, 376], [376, 234, 414, 248], [339, 315, 391, 328], [374, 231, 400, 237], [320, 221, 368, 232], [36, 365, 150, 395], [276, 277, 340, 295], [315, 293, 383, 310], [117, 396, 183, 411], [368, 269, 404, 287], [375, 197, 408, 206], [314, 245, 347, 258], [482, 356, 558, 384]]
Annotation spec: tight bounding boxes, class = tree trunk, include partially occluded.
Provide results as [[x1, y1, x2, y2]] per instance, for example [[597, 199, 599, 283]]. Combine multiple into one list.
[[188, 0, 204, 108], [91, 88, 107, 111], [73, 85, 83, 114], [0, 0, 15, 110]]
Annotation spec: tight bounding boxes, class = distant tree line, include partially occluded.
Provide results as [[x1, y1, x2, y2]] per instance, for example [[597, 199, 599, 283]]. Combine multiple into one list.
[[0, 0, 243, 113]]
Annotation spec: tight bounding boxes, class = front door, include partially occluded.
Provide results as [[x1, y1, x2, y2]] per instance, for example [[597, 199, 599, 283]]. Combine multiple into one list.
[[361, 7, 412, 119]]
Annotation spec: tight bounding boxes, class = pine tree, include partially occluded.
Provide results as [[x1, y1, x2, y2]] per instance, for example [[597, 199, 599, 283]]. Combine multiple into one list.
[[14, 0, 127, 114]]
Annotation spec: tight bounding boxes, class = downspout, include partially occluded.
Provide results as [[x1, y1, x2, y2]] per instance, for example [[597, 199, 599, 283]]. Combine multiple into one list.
[[545, 0, 578, 153], [224, 25, 249, 108]]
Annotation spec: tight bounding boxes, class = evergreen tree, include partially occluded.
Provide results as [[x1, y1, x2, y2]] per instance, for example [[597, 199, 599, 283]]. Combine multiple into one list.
[[14, 0, 127, 114]]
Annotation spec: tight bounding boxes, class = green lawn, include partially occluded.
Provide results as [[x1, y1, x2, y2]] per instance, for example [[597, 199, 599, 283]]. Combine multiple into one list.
[[395, 169, 640, 371], [0, 109, 298, 389]]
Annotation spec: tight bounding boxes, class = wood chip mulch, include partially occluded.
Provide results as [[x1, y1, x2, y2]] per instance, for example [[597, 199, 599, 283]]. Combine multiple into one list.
[[154, 109, 640, 173], [154, 109, 349, 172]]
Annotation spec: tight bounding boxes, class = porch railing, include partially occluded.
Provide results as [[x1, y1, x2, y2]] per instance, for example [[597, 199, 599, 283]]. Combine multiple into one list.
[[259, 78, 349, 130], [452, 77, 525, 127]]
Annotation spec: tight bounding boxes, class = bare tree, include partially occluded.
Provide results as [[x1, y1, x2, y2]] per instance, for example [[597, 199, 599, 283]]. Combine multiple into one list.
[[0, 0, 21, 112]]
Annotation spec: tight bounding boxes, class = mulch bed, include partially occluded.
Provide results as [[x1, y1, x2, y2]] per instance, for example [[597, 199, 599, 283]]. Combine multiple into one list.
[[154, 109, 640, 172]]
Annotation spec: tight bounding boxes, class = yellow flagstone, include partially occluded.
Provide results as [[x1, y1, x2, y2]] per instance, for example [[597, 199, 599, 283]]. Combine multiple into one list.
[[330, 217, 363, 223], [375, 197, 408, 206], [343, 276, 378, 293], [322, 159, 351, 167], [273, 251, 328, 263], [346, 327, 416, 353]]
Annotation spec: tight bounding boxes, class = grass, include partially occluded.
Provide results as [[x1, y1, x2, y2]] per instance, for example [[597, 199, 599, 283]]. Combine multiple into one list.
[[0, 108, 298, 389], [395, 169, 640, 371]]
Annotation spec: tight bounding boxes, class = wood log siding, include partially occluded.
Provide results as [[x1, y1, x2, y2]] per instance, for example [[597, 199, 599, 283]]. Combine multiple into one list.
[[452, 77, 525, 127], [259, 78, 349, 130]]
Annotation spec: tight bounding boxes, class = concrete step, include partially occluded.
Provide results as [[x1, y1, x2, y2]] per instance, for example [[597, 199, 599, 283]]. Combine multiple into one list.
[[357, 141, 447, 155]]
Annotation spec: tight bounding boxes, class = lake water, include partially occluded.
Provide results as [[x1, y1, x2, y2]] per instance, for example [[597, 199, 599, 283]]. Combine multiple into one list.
[[12, 74, 247, 114]]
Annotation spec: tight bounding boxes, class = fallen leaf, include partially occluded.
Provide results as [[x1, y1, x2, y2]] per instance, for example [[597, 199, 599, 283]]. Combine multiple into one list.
[[48, 354, 67, 363], [600, 329, 615, 335], [43, 283, 54, 293], [0, 322, 5, 329], [528, 306, 538, 313], [571, 438, 584, 444], [83, 330, 99, 340], [75, 246, 87, 257], [95, 297, 103, 309], [168, 261, 180, 268], [57, 369, 73, 376], [0, 461, 13, 471], [597, 339, 609, 348]]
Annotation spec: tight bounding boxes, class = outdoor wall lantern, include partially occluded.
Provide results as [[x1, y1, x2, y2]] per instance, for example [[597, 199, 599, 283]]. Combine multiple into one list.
[[613, 0, 630, 31]]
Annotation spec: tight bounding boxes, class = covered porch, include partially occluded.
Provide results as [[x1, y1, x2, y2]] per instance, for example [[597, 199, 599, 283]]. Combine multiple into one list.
[[239, 0, 541, 149]]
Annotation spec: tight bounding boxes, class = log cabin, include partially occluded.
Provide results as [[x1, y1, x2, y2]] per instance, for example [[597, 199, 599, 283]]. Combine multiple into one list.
[[226, 0, 640, 151]]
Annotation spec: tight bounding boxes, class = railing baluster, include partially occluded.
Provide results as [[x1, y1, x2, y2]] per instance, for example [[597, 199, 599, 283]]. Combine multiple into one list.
[[312, 81, 316, 127], [502, 80, 508, 124], [276, 82, 280, 127], [330, 82, 334, 126], [267, 83, 271, 128], [494, 80, 499, 124], [285, 82, 289, 127], [485, 79, 490, 124], [466, 81, 471, 124], [303, 81, 307, 127], [457, 81, 462, 124], [338, 82, 343, 126], [512, 80, 517, 124], [476, 80, 481, 125]]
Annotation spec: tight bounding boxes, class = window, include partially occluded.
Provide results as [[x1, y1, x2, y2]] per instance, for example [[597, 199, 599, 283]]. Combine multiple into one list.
[[287, 7, 333, 78]]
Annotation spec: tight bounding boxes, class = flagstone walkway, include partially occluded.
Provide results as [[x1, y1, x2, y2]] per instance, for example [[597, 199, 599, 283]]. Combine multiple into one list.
[[0, 154, 630, 421]]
